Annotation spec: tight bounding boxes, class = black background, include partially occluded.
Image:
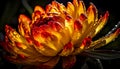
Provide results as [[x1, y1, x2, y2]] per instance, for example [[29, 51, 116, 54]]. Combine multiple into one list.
[[0, 0, 120, 69]]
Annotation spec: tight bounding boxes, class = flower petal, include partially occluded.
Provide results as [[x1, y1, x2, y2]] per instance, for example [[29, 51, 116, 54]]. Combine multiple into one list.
[[48, 20, 63, 31], [105, 28, 120, 44], [18, 14, 31, 37], [67, 2, 74, 18], [87, 3, 98, 24], [77, 1, 86, 16], [32, 25, 64, 56], [59, 42, 74, 56], [38, 56, 60, 69], [94, 11, 109, 36], [34, 5, 45, 13], [73, 0, 78, 7], [74, 20, 83, 31], [46, 1, 61, 14], [5, 25, 26, 43], [71, 20, 82, 45], [32, 6, 45, 25], [88, 28, 120, 49], [5, 54, 53, 65], [5, 25, 38, 58], [73, 0, 86, 19]]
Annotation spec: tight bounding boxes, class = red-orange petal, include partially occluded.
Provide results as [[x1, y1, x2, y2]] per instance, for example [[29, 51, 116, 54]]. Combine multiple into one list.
[[80, 36, 92, 49], [79, 14, 87, 22], [59, 42, 74, 56], [34, 5, 45, 13], [48, 21, 63, 31], [18, 14, 31, 37], [64, 42, 73, 50], [5, 25, 26, 43], [15, 42, 27, 49], [73, 0, 78, 7], [95, 11, 109, 35], [74, 20, 83, 31]]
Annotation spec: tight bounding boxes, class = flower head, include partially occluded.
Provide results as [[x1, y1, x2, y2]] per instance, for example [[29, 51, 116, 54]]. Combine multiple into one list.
[[1, 0, 120, 68]]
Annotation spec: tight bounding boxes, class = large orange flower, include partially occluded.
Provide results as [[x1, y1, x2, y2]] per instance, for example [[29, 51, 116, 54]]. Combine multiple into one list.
[[1, 0, 120, 69]]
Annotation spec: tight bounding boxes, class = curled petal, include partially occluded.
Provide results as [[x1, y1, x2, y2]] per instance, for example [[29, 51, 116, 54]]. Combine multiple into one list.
[[59, 42, 74, 56], [32, 25, 64, 56], [5, 25, 35, 57], [32, 11, 41, 25], [32, 6, 45, 25], [56, 2, 66, 13], [51, 1, 59, 9], [67, 2, 74, 18], [49, 1, 66, 14], [79, 14, 88, 33], [73, 0, 78, 7], [46, 1, 60, 14], [33, 43, 58, 56], [88, 28, 120, 49], [67, 0, 86, 19], [73, 0, 86, 18], [74, 20, 83, 31], [5, 54, 53, 65], [48, 21, 63, 31], [46, 4, 53, 13], [34, 5, 45, 13], [77, 19, 95, 44], [80, 36, 92, 49], [77, 1, 86, 16], [18, 14, 31, 37], [51, 16, 65, 27], [105, 28, 120, 44], [94, 11, 109, 36], [1, 36, 15, 54], [71, 20, 82, 45], [15, 42, 27, 49], [4, 40, 53, 64], [87, 3, 98, 24], [79, 14, 87, 22], [5, 25, 26, 43]]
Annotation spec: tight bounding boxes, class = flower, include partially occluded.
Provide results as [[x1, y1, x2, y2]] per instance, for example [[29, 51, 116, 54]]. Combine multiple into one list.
[[1, 0, 120, 69]]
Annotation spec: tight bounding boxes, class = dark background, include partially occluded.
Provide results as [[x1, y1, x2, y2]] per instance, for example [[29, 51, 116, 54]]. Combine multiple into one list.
[[0, 0, 120, 69]]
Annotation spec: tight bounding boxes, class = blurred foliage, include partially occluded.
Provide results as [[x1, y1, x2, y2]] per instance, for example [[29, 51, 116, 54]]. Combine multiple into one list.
[[0, 0, 120, 69]]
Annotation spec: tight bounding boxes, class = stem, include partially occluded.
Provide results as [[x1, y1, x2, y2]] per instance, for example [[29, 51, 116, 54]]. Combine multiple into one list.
[[21, 0, 33, 15], [86, 58, 104, 69], [95, 59, 103, 69]]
